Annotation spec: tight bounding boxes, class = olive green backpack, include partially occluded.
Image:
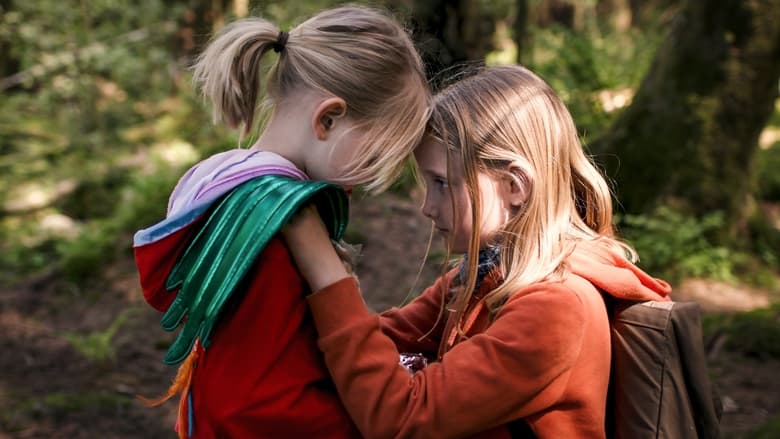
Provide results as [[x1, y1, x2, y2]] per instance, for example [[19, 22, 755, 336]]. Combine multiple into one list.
[[607, 299, 723, 439]]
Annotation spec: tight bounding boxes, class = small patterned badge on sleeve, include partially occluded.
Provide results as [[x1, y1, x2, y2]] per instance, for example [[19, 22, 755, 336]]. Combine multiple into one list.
[[399, 353, 428, 374]]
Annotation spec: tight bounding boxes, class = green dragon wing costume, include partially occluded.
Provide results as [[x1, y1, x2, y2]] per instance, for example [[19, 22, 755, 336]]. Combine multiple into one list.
[[159, 174, 348, 364]]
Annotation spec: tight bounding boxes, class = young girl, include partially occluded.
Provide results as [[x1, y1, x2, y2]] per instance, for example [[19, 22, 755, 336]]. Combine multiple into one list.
[[133, 5, 429, 438], [282, 65, 672, 438]]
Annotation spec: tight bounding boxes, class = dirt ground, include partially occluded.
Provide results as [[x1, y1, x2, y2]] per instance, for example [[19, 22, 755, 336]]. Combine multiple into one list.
[[1, 191, 778, 438]]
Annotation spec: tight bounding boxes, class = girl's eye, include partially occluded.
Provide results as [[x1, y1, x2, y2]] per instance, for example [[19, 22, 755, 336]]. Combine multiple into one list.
[[434, 178, 448, 189]]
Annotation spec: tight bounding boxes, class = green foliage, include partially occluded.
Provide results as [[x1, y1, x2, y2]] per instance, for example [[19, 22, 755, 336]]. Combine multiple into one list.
[[745, 414, 780, 439], [756, 144, 780, 201], [57, 221, 117, 285], [57, 167, 181, 283], [619, 207, 737, 283], [0, 0, 772, 292], [726, 303, 780, 359], [63, 308, 138, 365], [770, 104, 780, 127], [387, 160, 420, 196], [42, 391, 132, 414], [704, 303, 780, 361], [748, 210, 780, 270], [255, 0, 345, 28], [3, 391, 131, 429], [0, 0, 233, 284], [527, 21, 663, 140]]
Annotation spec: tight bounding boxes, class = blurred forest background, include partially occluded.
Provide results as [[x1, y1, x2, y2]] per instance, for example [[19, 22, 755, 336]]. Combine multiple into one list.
[[1, 0, 779, 438]]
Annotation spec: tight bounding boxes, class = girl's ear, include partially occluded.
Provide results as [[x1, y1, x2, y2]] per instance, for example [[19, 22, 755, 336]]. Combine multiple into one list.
[[504, 162, 531, 208], [312, 97, 348, 140]]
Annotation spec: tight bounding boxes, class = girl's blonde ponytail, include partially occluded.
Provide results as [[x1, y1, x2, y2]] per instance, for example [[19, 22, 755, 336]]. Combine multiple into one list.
[[192, 18, 281, 136]]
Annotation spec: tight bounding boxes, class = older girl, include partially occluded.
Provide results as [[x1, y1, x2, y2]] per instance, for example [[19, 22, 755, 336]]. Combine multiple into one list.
[[283, 65, 671, 438]]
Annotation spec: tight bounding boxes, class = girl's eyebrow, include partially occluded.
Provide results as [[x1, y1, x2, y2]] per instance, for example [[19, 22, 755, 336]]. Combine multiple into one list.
[[420, 168, 447, 179]]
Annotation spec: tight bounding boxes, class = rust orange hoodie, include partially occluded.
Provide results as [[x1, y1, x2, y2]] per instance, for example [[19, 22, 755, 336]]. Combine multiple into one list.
[[305, 240, 671, 438]]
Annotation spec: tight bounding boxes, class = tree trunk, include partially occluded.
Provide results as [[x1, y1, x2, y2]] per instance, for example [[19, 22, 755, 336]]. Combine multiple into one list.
[[629, 0, 679, 27], [173, 0, 229, 61], [0, 0, 20, 82], [513, 0, 529, 62], [532, 0, 581, 30], [591, 0, 780, 234], [402, 0, 498, 85]]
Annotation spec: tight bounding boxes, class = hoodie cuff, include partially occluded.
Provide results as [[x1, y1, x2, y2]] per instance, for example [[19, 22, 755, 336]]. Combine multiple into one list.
[[306, 276, 371, 337]]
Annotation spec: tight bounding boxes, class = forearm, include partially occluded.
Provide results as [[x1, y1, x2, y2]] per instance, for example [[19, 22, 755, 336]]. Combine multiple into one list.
[[282, 205, 351, 291], [379, 275, 453, 355]]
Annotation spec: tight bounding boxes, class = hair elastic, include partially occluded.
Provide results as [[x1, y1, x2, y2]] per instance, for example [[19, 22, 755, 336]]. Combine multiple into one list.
[[272, 31, 289, 53]]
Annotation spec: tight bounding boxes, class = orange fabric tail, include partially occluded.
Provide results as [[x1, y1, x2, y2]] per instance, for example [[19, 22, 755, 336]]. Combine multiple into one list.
[[137, 339, 201, 438], [177, 382, 192, 439]]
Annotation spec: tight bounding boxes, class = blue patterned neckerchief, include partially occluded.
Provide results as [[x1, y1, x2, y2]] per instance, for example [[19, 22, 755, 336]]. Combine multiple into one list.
[[457, 245, 502, 294]]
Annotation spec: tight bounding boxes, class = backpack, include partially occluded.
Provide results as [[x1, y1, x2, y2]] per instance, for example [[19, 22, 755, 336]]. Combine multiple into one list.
[[606, 299, 723, 439]]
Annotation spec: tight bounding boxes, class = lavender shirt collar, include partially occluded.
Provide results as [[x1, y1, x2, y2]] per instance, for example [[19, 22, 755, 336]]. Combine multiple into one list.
[[134, 149, 307, 247]]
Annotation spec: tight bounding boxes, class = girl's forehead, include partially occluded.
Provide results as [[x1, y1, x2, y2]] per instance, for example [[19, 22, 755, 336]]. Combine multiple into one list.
[[415, 139, 447, 169], [414, 139, 447, 177], [415, 139, 467, 179]]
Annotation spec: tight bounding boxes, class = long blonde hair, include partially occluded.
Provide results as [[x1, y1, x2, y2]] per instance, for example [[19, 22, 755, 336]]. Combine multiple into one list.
[[427, 65, 634, 330], [192, 5, 430, 193]]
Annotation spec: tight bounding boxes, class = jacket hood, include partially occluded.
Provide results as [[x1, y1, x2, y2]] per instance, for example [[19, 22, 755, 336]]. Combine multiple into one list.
[[568, 240, 671, 302]]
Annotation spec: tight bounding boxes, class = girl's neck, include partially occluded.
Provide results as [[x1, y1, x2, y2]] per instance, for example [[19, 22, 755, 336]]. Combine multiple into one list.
[[250, 115, 307, 172], [249, 94, 319, 173]]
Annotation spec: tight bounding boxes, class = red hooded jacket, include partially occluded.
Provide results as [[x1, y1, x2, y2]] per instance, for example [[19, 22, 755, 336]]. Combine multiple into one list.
[[134, 149, 360, 438], [136, 229, 361, 438]]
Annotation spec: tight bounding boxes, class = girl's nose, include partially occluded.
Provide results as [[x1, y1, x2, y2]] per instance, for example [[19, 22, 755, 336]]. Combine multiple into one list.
[[421, 198, 436, 221]]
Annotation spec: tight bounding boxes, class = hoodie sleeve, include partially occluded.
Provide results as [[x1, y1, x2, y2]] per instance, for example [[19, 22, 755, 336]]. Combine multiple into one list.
[[378, 271, 455, 356], [307, 277, 588, 439]]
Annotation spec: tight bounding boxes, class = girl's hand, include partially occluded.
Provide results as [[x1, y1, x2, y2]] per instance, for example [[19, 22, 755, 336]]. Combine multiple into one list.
[[282, 205, 351, 292]]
